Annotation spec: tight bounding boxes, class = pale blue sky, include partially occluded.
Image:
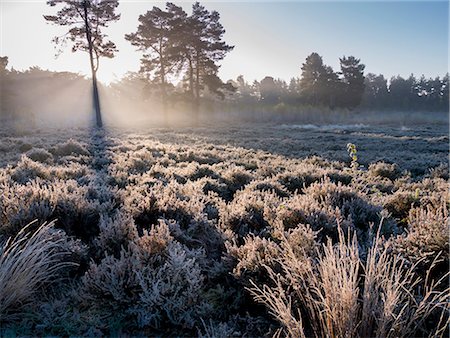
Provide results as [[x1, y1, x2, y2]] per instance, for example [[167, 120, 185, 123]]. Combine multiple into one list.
[[0, 1, 448, 84]]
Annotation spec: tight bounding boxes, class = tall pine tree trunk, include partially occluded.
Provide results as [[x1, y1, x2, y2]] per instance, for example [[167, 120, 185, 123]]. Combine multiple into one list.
[[160, 53, 168, 127], [83, 0, 102, 128], [194, 53, 200, 125], [188, 57, 197, 125]]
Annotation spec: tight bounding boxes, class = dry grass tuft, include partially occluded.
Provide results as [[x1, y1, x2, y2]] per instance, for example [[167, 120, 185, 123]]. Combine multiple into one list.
[[249, 225, 449, 338], [0, 220, 76, 321]]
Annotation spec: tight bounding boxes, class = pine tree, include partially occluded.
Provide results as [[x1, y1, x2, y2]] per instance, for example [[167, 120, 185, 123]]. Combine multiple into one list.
[[125, 3, 187, 124], [181, 2, 234, 119], [300, 52, 339, 107], [339, 56, 365, 108], [44, 0, 120, 127]]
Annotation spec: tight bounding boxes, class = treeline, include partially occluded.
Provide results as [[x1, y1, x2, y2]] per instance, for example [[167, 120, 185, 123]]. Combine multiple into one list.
[[229, 53, 449, 112], [0, 57, 92, 125]]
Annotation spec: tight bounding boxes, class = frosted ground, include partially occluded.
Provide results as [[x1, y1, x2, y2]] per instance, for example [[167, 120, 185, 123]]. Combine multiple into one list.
[[0, 121, 448, 336]]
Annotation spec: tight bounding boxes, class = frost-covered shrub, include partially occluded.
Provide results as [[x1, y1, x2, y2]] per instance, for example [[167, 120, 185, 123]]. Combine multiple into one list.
[[167, 217, 225, 262], [248, 179, 290, 198], [80, 220, 211, 332], [391, 204, 449, 267], [369, 162, 401, 180], [0, 178, 103, 242], [221, 189, 280, 241], [26, 148, 53, 164], [198, 319, 239, 338], [276, 194, 352, 243], [0, 182, 53, 236], [18, 142, 33, 153], [10, 156, 51, 184], [79, 250, 139, 329], [52, 196, 101, 242], [188, 164, 220, 181], [51, 139, 90, 157], [305, 179, 382, 231], [277, 171, 321, 193], [227, 236, 280, 279], [96, 211, 138, 257], [52, 162, 88, 180], [326, 170, 353, 185], [1, 199, 53, 237], [283, 223, 318, 259], [222, 165, 254, 198], [201, 178, 229, 199], [383, 190, 418, 226], [429, 163, 449, 180], [132, 241, 209, 329]]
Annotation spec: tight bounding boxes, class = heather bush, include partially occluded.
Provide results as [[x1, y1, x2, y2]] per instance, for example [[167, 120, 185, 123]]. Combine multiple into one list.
[[305, 179, 383, 232], [429, 163, 449, 180], [222, 165, 254, 198], [276, 171, 321, 193], [26, 148, 54, 163], [50, 139, 90, 157], [391, 203, 449, 267], [1, 180, 53, 236], [18, 142, 33, 153], [96, 211, 138, 257], [384, 191, 419, 226], [220, 189, 280, 241], [10, 156, 51, 184], [78, 220, 213, 334], [227, 235, 280, 280], [369, 161, 402, 180]]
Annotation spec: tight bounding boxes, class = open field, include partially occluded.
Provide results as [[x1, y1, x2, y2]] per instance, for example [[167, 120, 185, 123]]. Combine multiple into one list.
[[0, 121, 448, 336]]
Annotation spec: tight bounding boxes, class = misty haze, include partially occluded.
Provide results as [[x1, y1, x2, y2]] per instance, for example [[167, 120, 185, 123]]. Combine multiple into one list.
[[0, 1, 448, 337]]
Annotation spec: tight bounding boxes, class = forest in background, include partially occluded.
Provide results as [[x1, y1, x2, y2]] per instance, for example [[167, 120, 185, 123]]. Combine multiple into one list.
[[0, 0, 448, 127], [1, 55, 448, 127]]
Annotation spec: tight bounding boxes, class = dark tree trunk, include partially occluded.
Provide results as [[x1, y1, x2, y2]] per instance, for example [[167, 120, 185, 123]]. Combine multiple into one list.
[[83, 0, 102, 128], [187, 57, 198, 125], [194, 53, 200, 125], [160, 54, 168, 127], [92, 72, 102, 127]]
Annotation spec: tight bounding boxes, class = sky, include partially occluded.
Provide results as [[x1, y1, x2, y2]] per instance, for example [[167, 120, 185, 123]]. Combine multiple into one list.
[[0, 0, 448, 84]]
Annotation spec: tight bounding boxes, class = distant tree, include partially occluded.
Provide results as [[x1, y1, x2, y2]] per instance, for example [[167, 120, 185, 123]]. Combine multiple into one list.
[[44, 0, 120, 127], [260, 76, 279, 104], [274, 78, 289, 103], [299, 52, 325, 105], [388, 74, 416, 110], [321, 65, 340, 108], [0, 56, 7, 74], [235, 75, 257, 103], [300, 53, 339, 107], [440, 73, 449, 111], [0, 56, 9, 119], [287, 77, 301, 104], [339, 56, 365, 108], [125, 3, 187, 123], [181, 2, 234, 118], [362, 73, 388, 109], [252, 80, 261, 101], [429, 76, 444, 111]]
